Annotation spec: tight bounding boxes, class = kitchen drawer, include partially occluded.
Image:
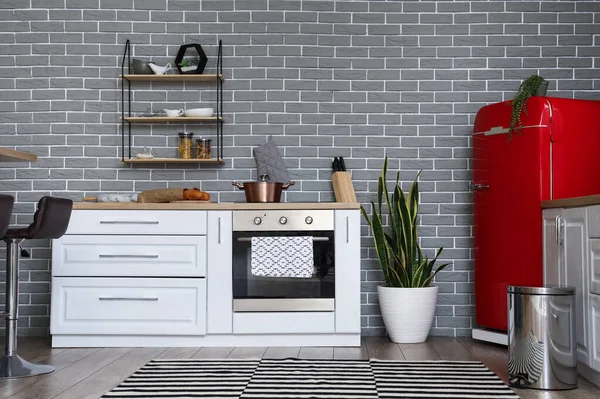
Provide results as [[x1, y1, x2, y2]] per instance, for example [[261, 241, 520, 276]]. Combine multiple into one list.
[[233, 312, 335, 334], [591, 240, 600, 295], [65, 210, 206, 235], [51, 277, 206, 336], [52, 235, 206, 277], [588, 205, 600, 238]]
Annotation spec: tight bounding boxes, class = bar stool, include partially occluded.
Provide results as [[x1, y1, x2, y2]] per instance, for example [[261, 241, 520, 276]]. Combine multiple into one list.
[[0, 195, 14, 239], [0, 196, 72, 378]]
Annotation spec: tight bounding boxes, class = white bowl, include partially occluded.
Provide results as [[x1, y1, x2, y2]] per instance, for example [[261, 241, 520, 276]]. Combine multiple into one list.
[[184, 108, 214, 117]]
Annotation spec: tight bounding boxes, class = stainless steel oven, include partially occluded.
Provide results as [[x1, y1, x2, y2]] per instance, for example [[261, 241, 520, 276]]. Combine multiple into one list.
[[232, 210, 335, 312]]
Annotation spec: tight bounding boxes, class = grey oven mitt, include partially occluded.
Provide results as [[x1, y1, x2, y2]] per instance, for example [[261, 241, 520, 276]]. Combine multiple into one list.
[[253, 140, 291, 183]]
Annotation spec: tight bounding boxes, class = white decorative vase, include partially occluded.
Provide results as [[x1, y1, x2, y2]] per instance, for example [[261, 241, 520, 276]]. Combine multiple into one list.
[[377, 285, 439, 344]]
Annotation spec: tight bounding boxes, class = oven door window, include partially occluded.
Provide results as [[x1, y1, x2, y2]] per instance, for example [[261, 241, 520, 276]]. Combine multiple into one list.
[[232, 231, 335, 300]]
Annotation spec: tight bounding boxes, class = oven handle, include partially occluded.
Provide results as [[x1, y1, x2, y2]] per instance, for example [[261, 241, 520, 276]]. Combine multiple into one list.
[[236, 237, 329, 242]]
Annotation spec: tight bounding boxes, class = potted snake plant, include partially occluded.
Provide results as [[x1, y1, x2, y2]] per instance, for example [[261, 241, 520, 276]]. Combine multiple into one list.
[[360, 157, 450, 343], [508, 74, 548, 140]]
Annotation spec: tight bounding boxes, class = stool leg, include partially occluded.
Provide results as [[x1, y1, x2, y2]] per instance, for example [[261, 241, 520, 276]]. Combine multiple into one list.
[[0, 239, 54, 379]]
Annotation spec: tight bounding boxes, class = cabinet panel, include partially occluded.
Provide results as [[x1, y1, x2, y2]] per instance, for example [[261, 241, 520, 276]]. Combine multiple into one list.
[[590, 294, 600, 372], [206, 211, 233, 334], [232, 312, 335, 334], [543, 208, 563, 286], [562, 207, 590, 365], [590, 240, 600, 295], [52, 235, 206, 277], [65, 210, 207, 235], [587, 205, 600, 238], [334, 210, 361, 333], [51, 277, 206, 336]]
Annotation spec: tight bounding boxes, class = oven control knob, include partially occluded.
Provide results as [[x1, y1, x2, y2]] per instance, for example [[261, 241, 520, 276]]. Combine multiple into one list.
[[253, 217, 262, 225], [279, 217, 287, 225], [305, 216, 313, 225]]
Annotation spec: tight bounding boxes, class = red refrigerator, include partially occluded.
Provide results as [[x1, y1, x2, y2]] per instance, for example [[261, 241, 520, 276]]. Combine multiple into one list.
[[473, 97, 600, 332]]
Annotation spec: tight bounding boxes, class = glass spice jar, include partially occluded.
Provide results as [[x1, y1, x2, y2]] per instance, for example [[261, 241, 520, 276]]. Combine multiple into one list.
[[177, 132, 194, 159], [195, 138, 212, 159]]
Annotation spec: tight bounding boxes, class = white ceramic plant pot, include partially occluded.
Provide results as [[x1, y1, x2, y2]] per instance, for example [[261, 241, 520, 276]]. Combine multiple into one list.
[[377, 285, 439, 344]]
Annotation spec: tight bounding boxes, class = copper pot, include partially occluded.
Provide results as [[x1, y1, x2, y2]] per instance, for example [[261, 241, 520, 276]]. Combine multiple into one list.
[[232, 180, 295, 203]]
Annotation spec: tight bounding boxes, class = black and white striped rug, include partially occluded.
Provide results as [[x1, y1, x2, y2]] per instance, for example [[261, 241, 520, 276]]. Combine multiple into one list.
[[102, 358, 520, 398]]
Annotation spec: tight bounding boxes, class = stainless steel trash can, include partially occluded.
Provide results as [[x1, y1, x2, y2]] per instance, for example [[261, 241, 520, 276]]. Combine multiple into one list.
[[508, 286, 577, 390]]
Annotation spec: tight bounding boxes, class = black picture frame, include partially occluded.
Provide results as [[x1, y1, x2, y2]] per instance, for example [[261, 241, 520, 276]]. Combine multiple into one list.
[[175, 43, 208, 75]]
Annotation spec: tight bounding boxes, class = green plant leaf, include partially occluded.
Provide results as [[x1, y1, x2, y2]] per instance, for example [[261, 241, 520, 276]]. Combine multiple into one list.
[[359, 157, 452, 288], [508, 74, 544, 141]]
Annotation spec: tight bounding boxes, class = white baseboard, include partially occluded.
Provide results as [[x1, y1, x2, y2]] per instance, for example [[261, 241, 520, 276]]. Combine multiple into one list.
[[52, 334, 361, 348], [471, 328, 508, 346]]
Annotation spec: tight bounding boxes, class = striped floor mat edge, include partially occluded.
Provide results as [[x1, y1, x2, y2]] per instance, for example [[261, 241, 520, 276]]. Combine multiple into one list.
[[102, 358, 520, 398]]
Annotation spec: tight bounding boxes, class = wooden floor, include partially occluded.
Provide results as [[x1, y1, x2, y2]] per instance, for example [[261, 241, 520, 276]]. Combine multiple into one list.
[[0, 337, 599, 398]]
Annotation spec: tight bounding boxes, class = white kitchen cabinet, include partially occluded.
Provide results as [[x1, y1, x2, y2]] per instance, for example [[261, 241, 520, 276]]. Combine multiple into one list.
[[334, 210, 361, 333], [51, 207, 362, 347], [52, 235, 206, 277], [51, 277, 206, 336], [590, 240, 600, 295], [543, 204, 600, 384], [563, 207, 590, 365], [206, 211, 233, 334], [65, 210, 207, 235]]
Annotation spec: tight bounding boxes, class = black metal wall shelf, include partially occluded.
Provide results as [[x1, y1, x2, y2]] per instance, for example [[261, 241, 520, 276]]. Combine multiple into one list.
[[120, 39, 224, 164]]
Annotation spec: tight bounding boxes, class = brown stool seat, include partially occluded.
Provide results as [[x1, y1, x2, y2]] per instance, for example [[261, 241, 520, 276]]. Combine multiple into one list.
[[0, 195, 15, 239], [1, 196, 73, 379]]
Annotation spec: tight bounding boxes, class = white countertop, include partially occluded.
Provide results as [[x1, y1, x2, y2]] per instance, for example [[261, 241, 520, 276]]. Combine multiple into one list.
[[73, 202, 361, 210]]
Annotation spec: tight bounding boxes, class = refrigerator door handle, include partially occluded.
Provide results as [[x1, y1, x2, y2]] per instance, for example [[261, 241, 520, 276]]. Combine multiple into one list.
[[556, 215, 564, 247], [469, 182, 490, 191]]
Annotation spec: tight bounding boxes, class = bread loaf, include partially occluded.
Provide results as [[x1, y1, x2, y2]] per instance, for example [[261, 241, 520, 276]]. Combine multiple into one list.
[[183, 188, 210, 201]]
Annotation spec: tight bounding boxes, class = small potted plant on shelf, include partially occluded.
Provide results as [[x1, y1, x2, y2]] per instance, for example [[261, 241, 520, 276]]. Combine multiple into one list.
[[360, 157, 450, 343], [508, 74, 548, 140]]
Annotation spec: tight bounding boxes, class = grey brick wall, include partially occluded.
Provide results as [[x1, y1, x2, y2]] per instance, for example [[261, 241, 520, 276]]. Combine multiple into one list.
[[0, 0, 599, 337]]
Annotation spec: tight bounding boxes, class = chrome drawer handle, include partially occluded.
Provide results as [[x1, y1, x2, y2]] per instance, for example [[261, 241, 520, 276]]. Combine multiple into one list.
[[100, 221, 159, 225], [99, 297, 158, 301], [99, 254, 159, 259], [346, 216, 349, 243]]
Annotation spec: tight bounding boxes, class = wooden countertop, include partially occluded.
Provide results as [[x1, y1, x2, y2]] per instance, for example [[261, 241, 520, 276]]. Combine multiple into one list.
[[73, 202, 361, 210], [0, 148, 37, 162], [541, 194, 600, 209]]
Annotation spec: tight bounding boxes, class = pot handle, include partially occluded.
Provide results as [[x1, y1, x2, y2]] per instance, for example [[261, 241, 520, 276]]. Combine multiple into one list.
[[282, 181, 296, 190], [232, 181, 245, 190]]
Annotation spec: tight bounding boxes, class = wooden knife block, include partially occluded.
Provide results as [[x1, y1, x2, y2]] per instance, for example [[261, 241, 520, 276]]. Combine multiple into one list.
[[331, 171, 357, 203]]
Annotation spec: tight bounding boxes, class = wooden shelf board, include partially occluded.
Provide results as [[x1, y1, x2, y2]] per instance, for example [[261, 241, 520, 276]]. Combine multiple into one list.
[[0, 147, 38, 162], [121, 74, 224, 82], [122, 157, 224, 164], [122, 116, 222, 123]]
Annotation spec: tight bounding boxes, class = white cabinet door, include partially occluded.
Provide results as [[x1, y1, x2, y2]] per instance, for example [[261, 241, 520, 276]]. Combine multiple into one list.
[[590, 239, 600, 295], [543, 208, 563, 286], [589, 294, 600, 372], [51, 277, 206, 335], [562, 207, 590, 365], [334, 210, 361, 333], [206, 211, 233, 334]]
